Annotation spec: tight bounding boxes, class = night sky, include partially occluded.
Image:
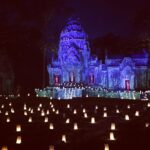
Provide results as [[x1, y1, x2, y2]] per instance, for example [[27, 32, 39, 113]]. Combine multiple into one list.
[[67, 0, 149, 38]]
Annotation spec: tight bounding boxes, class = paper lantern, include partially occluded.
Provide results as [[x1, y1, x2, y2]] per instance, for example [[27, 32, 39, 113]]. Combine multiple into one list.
[[28, 117, 32, 123], [24, 104, 27, 110], [103, 107, 107, 111], [49, 145, 54, 150], [91, 117, 96, 124], [82, 108, 86, 113], [73, 123, 78, 130], [125, 114, 130, 121], [1, 146, 8, 150], [62, 134, 67, 143], [16, 124, 21, 132], [109, 132, 115, 141], [5, 111, 9, 116], [111, 123, 116, 130], [145, 122, 149, 127], [55, 110, 59, 114], [41, 111, 45, 116], [24, 111, 27, 116], [84, 113, 88, 118], [67, 104, 70, 109], [65, 118, 70, 124], [49, 123, 54, 130], [103, 112, 107, 118], [116, 109, 120, 113], [47, 110, 50, 115], [104, 144, 109, 150], [127, 105, 130, 109], [73, 109, 77, 114], [6, 117, 10, 123], [95, 105, 98, 110], [135, 111, 139, 117], [16, 136, 22, 144], [44, 117, 48, 123], [11, 108, 15, 113]]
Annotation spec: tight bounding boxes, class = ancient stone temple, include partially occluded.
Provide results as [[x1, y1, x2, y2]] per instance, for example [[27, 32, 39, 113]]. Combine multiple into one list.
[[47, 18, 150, 90]]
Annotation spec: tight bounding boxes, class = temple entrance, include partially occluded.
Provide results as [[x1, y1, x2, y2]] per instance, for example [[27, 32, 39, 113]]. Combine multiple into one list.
[[69, 72, 75, 82], [54, 75, 60, 85], [89, 74, 94, 84], [125, 80, 130, 90]]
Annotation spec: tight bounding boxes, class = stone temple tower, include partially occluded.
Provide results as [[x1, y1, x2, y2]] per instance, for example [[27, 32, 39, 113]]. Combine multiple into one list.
[[47, 17, 91, 85], [58, 17, 91, 83]]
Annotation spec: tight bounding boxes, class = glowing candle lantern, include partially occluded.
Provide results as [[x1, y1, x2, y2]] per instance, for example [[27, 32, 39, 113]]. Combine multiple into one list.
[[44, 117, 48, 123], [95, 105, 98, 110], [1, 105, 4, 108], [5, 111, 9, 116], [39, 103, 42, 108], [65, 118, 70, 124], [52, 108, 55, 112], [127, 105, 130, 109], [109, 132, 115, 141], [147, 103, 150, 107], [16, 136, 22, 144], [16, 125, 21, 132], [86, 94, 88, 98], [31, 109, 34, 114], [84, 113, 88, 118], [104, 144, 109, 150], [1, 146, 8, 150], [9, 102, 12, 106], [49, 123, 54, 130], [28, 108, 31, 112], [55, 110, 59, 114], [50, 97, 53, 100], [37, 107, 40, 111], [145, 122, 149, 127], [6, 117, 10, 123], [111, 123, 116, 130], [116, 109, 120, 113], [49, 145, 54, 150], [27, 93, 30, 96], [125, 114, 130, 121], [11, 108, 15, 113], [28, 117, 32, 123], [103, 112, 107, 118], [62, 134, 67, 143], [73, 109, 77, 114], [24, 111, 27, 116], [24, 104, 27, 110], [67, 104, 70, 109], [103, 107, 107, 111], [41, 111, 45, 116], [82, 108, 86, 113], [135, 111, 139, 117], [73, 123, 78, 130], [91, 117, 96, 124], [46, 110, 50, 115]]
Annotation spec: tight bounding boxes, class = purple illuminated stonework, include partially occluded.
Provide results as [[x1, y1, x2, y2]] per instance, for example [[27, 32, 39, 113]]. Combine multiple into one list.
[[47, 18, 150, 90]]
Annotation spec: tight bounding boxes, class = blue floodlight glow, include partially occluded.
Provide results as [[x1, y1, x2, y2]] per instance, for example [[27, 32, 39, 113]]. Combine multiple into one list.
[[47, 17, 150, 94]]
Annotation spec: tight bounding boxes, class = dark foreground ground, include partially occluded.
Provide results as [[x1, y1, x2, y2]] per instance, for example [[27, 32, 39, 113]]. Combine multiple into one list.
[[0, 96, 150, 150]]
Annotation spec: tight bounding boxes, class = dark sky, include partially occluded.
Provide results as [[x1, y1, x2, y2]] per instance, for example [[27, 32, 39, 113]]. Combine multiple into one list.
[[66, 0, 149, 38]]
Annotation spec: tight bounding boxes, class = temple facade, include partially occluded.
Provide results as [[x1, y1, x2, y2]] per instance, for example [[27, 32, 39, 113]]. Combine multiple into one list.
[[47, 18, 150, 90]]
